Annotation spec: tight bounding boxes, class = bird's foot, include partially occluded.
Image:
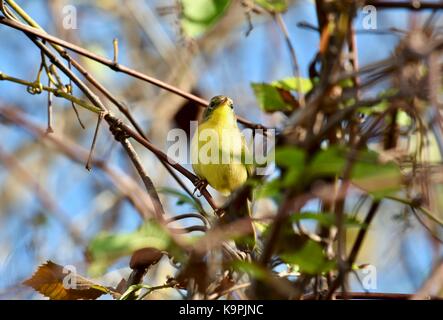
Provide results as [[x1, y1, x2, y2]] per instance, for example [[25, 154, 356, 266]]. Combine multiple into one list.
[[193, 178, 208, 197], [237, 251, 251, 261]]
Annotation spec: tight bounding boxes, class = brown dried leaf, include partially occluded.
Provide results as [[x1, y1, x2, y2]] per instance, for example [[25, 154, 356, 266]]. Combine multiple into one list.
[[23, 261, 110, 300], [129, 248, 164, 270]]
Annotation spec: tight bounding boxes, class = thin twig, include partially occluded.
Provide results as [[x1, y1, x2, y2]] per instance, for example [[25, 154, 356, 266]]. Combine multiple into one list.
[[326, 201, 381, 299], [86, 112, 105, 171], [46, 77, 53, 133], [0, 145, 84, 245], [0, 16, 267, 130], [0, 107, 154, 219], [120, 137, 166, 218], [274, 13, 305, 108], [104, 113, 219, 212], [0, 71, 101, 113]]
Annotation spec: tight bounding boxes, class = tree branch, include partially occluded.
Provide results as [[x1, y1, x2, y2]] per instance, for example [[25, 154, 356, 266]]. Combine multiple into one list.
[[0, 15, 267, 130]]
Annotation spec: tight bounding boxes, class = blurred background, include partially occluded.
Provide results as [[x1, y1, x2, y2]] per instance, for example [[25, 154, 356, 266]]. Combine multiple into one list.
[[0, 0, 441, 299]]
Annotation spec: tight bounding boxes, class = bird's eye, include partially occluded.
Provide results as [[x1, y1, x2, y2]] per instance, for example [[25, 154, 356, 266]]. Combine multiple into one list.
[[230, 103, 234, 109]]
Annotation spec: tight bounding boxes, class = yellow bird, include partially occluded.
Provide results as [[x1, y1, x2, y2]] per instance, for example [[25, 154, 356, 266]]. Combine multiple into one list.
[[191, 95, 255, 252]]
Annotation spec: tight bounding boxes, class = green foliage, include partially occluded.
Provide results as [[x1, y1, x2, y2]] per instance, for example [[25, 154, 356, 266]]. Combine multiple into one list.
[[255, 147, 305, 200], [258, 145, 402, 202], [180, 0, 231, 37], [275, 147, 306, 187], [254, 0, 288, 13], [87, 220, 181, 276], [158, 187, 202, 211], [338, 78, 354, 89], [358, 88, 399, 116], [307, 146, 402, 197], [251, 83, 293, 112], [273, 77, 313, 93], [280, 240, 336, 274], [308, 146, 347, 178], [254, 178, 282, 201], [251, 77, 312, 112], [119, 284, 155, 300], [275, 147, 306, 168], [396, 110, 412, 127], [358, 100, 389, 115], [232, 260, 267, 279]]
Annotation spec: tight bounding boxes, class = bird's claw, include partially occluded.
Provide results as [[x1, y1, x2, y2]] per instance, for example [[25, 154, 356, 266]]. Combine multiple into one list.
[[237, 251, 251, 261], [193, 179, 208, 197]]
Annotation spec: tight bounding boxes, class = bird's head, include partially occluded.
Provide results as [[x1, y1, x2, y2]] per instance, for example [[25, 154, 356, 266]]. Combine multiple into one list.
[[203, 95, 235, 122]]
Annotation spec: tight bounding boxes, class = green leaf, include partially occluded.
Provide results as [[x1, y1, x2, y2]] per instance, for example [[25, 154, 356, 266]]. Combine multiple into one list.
[[253, 221, 270, 234], [255, 147, 306, 199], [351, 150, 386, 179], [251, 77, 312, 113], [350, 149, 402, 198], [358, 88, 399, 115], [254, 0, 288, 13], [307, 146, 402, 198], [397, 111, 412, 127], [181, 0, 231, 37], [251, 83, 292, 112], [337, 78, 355, 89], [280, 240, 336, 274], [307, 146, 347, 178], [358, 100, 389, 115], [275, 147, 306, 187], [254, 178, 282, 200], [273, 77, 313, 93], [119, 284, 153, 300], [158, 187, 201, 211], [352, 156, 402, 199], [232, 260, 267, 279], [87, 220, 178, 276], [275, 147, 306, 168]]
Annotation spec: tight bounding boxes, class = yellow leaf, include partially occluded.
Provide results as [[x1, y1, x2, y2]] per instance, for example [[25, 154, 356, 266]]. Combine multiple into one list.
[[23, 261, 110, 300]]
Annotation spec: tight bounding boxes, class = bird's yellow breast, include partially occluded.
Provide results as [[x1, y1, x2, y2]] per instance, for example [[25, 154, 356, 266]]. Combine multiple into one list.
[[191, 105, 248, 195]]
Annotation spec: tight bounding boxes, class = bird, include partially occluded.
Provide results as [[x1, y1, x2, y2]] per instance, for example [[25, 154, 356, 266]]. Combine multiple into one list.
[[191, 95, 255, 252]]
